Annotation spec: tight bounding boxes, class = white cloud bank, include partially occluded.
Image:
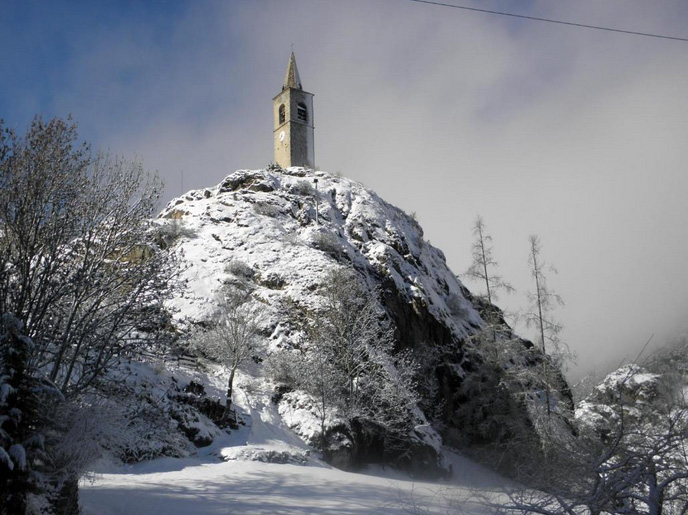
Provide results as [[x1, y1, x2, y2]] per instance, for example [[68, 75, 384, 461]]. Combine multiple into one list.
[[8, 0, 688, 378]]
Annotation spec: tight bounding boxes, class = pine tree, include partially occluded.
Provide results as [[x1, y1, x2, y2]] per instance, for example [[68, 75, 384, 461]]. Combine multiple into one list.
[[0, 315, 59, 514]]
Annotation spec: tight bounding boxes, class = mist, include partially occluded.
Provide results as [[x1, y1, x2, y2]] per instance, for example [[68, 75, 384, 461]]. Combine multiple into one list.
[[2, 0, 687, 379]]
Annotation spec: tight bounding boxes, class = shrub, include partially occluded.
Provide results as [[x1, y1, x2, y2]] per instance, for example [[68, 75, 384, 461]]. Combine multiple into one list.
[[312, 231, 341, 257], [264, 350, 302, 389], [261, 272, 286, 290], [224, 260, 255, 280], [253, 201, 281, 217], [155, 220, 197, 249], [291, 180, 314, 196]]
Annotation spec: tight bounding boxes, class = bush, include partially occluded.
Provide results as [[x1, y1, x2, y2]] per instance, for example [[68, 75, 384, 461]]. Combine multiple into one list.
[[155, 220, 197, 249], [312, 231, 341, 257], [291, 180, 314, 196], [265, 350, 302, 388], [253, 201, 281, 217], [224, 260, 255, 280], [261, 272, 286, 290]]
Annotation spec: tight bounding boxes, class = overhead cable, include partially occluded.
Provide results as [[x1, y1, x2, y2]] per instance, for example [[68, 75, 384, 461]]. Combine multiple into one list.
[[404, 0, 688, 43]]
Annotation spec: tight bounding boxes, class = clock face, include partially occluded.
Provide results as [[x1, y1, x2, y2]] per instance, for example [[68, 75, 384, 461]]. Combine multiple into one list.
[[279, 131, 285, 142]]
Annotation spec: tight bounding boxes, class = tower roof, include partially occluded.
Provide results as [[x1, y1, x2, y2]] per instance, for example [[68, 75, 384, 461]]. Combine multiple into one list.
[[283, 52, 302, 90]]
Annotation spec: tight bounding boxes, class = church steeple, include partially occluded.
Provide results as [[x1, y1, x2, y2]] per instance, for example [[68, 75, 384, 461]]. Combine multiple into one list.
[[273, 52, 314, 169], [283, 52, 302, 90]]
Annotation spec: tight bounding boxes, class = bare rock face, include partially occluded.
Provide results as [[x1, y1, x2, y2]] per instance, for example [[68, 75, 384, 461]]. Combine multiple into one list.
[[159, 167, 572, 476]]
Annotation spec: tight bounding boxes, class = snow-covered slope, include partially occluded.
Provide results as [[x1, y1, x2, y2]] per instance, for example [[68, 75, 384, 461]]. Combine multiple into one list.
[[153, 167, 566, 475], [81, 360, 507, 514], [77, 166, 571, 512], [160, 167, 481, 338], [575, 361, 683, 431]]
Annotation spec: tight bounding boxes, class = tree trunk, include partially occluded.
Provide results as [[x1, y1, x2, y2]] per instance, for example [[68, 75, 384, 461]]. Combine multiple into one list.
[[532, 248, 551, 419], [222, 367, 236, 422], [54, 476, 80, 515], [478, 224, 492, 306], [647, 464, 663, 515], [319, 387, 328, 458]]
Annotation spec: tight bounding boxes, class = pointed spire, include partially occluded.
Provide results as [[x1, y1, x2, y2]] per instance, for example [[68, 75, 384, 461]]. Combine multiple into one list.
[[283, 51, 302, 90]]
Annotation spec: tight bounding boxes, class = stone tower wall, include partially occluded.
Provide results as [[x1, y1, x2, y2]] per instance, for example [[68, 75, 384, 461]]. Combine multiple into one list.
[[273, 88, 314, 169]]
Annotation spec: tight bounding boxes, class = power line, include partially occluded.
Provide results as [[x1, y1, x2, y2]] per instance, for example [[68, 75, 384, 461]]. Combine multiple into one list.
[[404, 0, 688, 43]]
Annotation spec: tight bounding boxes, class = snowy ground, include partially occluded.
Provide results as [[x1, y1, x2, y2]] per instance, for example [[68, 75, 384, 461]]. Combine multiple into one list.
[[78, 168, 510, 513], [81, 458, 501, 514], [81, 450, 504, 515], [81, 368, 505, 514]]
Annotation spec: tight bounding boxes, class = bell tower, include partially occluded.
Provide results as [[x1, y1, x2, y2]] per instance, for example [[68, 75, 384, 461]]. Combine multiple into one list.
[[273, 52, 315, 169]]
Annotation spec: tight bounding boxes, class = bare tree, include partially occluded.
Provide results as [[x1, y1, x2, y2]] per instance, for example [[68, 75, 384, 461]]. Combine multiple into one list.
[[479, 365, 688, 515], [0, 117, 172, 400], [0, 116, 174, 513], [463, 215, 516, 367], [315, 268, 396, 416], [297, 343, 344, 452], [367, 349, 422, 461], [464, 216, 514, 307], [192, 285, 260, 424], [280, 268, 420, 462], [525, 235, 567, 418]]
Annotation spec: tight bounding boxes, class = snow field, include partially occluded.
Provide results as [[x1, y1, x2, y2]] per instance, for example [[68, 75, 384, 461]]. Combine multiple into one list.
[[80, 453, 503, 514], [81, 366, 505, 514], [79, 168, 509, 514]]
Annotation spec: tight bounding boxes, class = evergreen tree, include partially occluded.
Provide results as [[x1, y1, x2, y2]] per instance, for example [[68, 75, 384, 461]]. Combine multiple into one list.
[[0, 315, 59, 514]]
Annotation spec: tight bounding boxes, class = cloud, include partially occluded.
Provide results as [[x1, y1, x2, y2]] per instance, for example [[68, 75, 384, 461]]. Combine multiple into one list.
[[2, 0, 687, 379]]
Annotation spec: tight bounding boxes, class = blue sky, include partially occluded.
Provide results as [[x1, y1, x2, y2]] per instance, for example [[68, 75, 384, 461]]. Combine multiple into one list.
[[1, 1, 228, 138], [2, 0, 688, 378]]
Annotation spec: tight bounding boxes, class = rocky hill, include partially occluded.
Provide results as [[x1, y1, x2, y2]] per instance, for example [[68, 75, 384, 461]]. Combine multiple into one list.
[[156, 166, 572, 476]]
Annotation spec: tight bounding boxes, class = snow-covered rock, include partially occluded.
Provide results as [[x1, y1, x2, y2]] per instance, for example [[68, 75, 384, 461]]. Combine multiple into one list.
[[576, 363, 663, 432], [157, 167, 567, 475], [160, 167, 481, 337]]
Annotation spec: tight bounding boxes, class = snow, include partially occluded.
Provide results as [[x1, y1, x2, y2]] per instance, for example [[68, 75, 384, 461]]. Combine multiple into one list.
[[81, 458, 500, 514], [0, 382, 13, 403], [8, 443, 26, 470], [597, 364, 659, 393], [149, 167, 492, 463], [80, 353, 506, 514], [159, 167, 482, 338], [219, 371, 314, 464], [81, 434, 505, 515], [0, 445, 13, 470], [77, 168, 511, 513], [575, 363, 663, 426]]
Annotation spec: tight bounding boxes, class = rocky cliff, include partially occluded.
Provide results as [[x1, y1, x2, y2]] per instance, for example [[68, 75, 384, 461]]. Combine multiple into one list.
[[158, 166, 572, 475]]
